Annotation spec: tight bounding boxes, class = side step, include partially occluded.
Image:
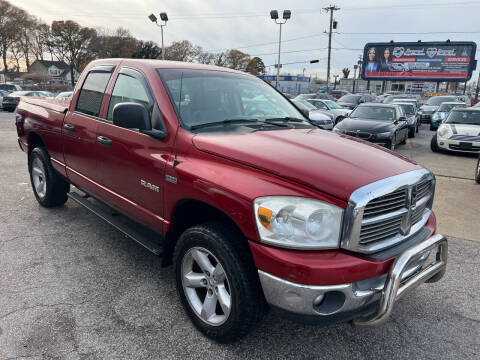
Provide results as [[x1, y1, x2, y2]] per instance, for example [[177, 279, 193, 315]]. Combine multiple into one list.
[[67, 192, 165, 256]]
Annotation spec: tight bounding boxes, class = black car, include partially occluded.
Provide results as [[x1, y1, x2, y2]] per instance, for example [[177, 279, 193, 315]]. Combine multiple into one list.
[[333, 103, 409, 150], [2, 91, 47, 112], [337, 94, 376, 110]]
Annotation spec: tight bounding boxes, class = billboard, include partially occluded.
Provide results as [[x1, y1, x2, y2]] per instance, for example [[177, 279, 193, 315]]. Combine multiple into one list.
[[361, 41, 477, 81]]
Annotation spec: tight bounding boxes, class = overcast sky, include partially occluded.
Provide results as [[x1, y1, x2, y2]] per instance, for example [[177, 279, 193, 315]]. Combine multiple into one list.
[[18, 0, 480, 82]]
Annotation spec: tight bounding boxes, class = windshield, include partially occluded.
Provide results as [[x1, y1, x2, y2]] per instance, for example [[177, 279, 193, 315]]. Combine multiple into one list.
[[294, 93, 316, 100], [383, 95, 410, 104], [438, 103, 466, 112], [158, 69, 309, 130], [324, 100, 342, 109], [338, 94, 361, 103], [394, 103, 415, 115], [293, 100, 316, 111], [445, 110, 480, 125], [350, 106, 395, 121], [426, 96, 457, 106]]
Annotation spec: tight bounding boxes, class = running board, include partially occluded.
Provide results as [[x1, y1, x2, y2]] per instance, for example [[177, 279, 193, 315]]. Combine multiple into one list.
[[67, 192, 165, 256]]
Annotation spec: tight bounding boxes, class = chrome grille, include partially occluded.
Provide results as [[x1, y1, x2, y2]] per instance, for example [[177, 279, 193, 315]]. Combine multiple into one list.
[[358, 179, 434, 247], [363, 189, 407, 218]]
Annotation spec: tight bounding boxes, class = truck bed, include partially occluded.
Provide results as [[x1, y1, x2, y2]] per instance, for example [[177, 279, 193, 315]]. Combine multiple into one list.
[[20, 96, 70, 113]]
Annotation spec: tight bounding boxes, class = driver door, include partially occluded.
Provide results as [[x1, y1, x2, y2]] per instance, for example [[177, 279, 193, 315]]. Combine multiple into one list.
[[94, 67, 172, 233]]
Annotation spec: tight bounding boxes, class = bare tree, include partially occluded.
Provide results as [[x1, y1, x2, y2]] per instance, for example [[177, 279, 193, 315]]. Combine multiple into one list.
[[0, 1, 25, 73], [17, 13, 36, 71], [30, 22, 51, 61], [196, 51, 216, 65], [50, 20, 96, 86], [165, 40, 201, 62], [225, 49, 250, 71]]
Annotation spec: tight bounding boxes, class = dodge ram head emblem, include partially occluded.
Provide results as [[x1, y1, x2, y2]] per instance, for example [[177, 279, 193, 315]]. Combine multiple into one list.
[[400, 186, 416, 235]]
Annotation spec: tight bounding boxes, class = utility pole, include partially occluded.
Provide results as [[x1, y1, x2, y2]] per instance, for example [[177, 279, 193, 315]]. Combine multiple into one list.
[[324, 5, 340, 92]]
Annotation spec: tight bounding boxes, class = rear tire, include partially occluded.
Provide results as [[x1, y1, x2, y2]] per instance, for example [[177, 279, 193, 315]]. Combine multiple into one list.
[[29, 147, 69, 207], [174, 221, 266, 343], [475, 156, 480, 184], [430, 135, 439, 152]]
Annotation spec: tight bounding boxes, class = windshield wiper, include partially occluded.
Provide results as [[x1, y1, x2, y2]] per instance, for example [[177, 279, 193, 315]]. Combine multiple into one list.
[[190, 118, 260, 130], [265, 116, 306, 123]]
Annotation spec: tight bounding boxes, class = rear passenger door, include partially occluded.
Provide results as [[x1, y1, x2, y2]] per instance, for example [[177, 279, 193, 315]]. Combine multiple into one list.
[[63, 65, 114, 194], [94, 67, 171, 233]]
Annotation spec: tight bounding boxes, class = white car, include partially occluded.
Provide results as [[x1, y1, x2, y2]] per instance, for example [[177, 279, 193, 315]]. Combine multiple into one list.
[[305, 99, 351, 124], [292, 99, 334, 130], [431, 108, 480, 154]]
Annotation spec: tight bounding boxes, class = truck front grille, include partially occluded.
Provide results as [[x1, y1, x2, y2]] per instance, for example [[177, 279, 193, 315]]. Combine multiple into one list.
[[358, 180, 434, 247]]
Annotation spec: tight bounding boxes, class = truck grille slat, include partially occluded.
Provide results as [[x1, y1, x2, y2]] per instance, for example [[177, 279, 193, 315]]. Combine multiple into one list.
[[360, 220, 402, 237]]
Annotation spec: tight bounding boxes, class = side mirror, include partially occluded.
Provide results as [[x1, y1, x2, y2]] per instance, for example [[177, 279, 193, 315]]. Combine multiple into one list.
[[113, 102, 151, 131]]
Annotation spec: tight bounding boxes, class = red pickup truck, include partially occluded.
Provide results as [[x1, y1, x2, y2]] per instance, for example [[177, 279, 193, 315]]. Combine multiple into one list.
[[15, 59, 448, 343]]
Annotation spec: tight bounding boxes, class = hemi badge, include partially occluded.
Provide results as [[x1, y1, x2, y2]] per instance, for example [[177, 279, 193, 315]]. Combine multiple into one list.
[[165, 175, 177, 184]]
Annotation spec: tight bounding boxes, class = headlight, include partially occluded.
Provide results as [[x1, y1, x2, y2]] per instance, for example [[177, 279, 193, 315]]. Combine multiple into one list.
[[437, 124, 452, 139], [376, 131, 393, 138], [333, 127, 344, 134], [254, 196, 343, 249], [432, 113, 439, 121]]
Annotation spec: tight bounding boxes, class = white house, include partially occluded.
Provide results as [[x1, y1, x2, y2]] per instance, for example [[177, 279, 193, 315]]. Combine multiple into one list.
[[28, 60, 80, 85]]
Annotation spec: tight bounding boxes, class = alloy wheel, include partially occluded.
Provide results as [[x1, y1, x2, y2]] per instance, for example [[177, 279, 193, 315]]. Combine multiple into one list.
[[31, 157, 47, 199], [181, 247, 232, 326]]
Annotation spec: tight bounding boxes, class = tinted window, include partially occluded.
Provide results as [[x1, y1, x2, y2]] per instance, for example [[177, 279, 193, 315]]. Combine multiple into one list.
[[339, 95, 362, 103], [426, 96, 458, 106], [76, 71, 112, 117], [107, 74, 151, 121], [350, 106, 395, 121]]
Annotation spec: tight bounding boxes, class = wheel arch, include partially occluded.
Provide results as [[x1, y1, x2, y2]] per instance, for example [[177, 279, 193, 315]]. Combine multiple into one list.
[[28, 131, 45, 155], [163, 198, 248, 266]]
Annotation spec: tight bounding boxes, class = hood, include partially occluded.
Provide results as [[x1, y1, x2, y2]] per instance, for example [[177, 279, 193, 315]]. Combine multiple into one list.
[[338, 102, 356, 109], [420, 105, 439, 112], [309, 110, 332, 121], [446, 123, 480, 136], [192, 129, 420, 201], [335, 118, 395, 133], [331, 109, 351, 116]]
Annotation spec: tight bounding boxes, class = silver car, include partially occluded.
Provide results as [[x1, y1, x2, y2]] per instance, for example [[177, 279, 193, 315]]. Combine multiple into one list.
[[306, 99, 351, 124]]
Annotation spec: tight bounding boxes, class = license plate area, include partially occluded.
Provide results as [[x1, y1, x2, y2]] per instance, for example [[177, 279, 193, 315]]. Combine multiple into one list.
[[459, 142, 473, 149]]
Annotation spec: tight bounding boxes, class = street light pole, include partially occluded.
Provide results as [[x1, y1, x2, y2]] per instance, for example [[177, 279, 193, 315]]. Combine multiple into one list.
[[324, 5, 340, 92], [148, 12, 168, 60], [270, 10, 290, 89], [276, 22, 282, 88]]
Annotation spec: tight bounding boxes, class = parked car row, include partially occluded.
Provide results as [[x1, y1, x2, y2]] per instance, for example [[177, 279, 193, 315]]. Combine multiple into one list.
[[2, 91, 54, 112]]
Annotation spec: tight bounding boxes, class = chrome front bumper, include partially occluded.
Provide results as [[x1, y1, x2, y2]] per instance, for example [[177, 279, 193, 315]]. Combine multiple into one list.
[[258, 234, 447, 326]]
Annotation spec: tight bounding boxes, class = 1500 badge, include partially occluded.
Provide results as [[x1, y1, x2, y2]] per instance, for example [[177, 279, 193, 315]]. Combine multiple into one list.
[[140, 179, 159, 192]]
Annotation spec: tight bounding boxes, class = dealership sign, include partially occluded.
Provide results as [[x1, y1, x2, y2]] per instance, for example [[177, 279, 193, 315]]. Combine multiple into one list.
[[361, 41, 477, 81]]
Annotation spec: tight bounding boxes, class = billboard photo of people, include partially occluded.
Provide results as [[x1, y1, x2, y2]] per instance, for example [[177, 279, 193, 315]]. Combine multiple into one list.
[[365, 47, 378, 72], [361, 41, 476, 81]]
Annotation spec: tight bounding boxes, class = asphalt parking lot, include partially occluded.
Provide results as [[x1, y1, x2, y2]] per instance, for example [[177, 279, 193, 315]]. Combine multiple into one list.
[[0, 111, 479, 359]]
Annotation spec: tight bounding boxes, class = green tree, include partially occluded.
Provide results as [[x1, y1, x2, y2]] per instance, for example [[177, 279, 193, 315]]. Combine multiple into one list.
[[246, 56, 266, 75], [50, 20, 96, 86], [132, 40, 162, 59], [342, 67, 350, 78]]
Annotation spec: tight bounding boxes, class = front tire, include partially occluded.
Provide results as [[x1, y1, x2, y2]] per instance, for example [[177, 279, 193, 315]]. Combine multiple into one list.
[[29, 147, 69, 207], [430, 135, 439, 152], [174, 222, 266, 343], [408, 127, 415, 138]]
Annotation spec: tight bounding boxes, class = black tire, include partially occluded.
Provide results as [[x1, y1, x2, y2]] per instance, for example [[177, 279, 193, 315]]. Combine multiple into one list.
[[430, 135, 439, 152], [408, 127, 415, 138], [430, 125, 435, 131], [174, 221, 266, 343], [416, 121, 419, 133], [475, 156, 480, 184], [28, 147, 69, 207]]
